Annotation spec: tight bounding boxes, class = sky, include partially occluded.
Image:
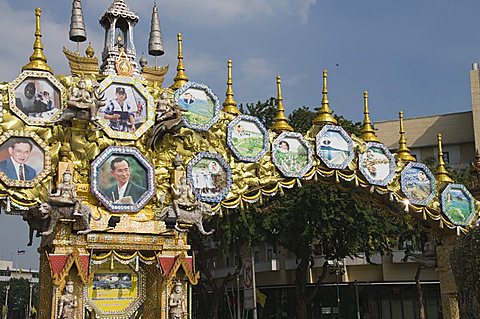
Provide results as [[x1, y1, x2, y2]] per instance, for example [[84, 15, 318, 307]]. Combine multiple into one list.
[[1, 0, 480, 269]]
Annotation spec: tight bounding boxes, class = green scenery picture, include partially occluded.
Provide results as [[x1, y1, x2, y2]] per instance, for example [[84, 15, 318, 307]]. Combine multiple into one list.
[[274, 137, 309, 175], [178, 88, 216, 126], [443, 188, 473, 226], [231, 121, 265, 158]]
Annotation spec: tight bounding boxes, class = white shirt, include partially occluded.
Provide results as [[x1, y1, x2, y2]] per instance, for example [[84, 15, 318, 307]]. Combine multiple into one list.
[[117, 182, 128, 199], [10, 157, 24, 180]]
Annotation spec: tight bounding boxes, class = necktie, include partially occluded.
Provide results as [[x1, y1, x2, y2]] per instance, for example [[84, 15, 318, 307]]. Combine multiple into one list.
[[19, 164, 24, 180]]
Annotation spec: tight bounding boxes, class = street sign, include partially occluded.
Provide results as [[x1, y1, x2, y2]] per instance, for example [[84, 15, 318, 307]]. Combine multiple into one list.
[[243, 257, 255, 309]]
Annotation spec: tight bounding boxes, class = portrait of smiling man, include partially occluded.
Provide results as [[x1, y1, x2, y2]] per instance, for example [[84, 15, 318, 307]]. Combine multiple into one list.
[[0, 138, 37, 181], [103, 157, 147, 204]]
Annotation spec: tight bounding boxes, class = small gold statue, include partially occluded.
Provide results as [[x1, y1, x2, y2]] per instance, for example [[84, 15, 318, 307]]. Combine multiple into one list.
[[57, 281, 77, 319], [169, 281, 186, 319]]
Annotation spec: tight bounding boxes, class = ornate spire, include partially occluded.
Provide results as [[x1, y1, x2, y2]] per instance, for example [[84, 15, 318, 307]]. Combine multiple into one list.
[[435, 134, 454, 184], [69, 0, 87, 44], [313, 70, 337, 126], [396, 111, 416, 162], [22, 8, 53, 74], [271, 76, 293, 133], [170, 33, 189, 90], [222, 60, 240, 115], [361, 91, 380, 142], [148, 1, 164, 57]]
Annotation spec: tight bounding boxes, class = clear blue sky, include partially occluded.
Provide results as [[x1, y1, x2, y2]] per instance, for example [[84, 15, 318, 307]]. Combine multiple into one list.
[[1, 0, 480, 269]]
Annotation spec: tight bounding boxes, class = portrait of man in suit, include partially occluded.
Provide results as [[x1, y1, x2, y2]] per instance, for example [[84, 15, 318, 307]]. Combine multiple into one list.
[[103, 157, 147, 204], [0, 138, 37, 181]]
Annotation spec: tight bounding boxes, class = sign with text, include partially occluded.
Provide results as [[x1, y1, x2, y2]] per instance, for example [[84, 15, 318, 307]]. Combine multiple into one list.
[[243, 257, 255, 309]]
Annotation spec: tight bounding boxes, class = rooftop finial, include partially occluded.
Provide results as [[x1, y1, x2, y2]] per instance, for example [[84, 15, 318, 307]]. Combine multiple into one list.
[[396, 111, 416, 162], [148, 1, 164, 58], [222, 60, 240, 115], [313, 70, 337, 126], [435, 134, 454, 184], [271, 76, 294, 133], [361, 91, 380, 142], [22, 8, 53, 74], [170, 33, 189, 90], [69, 0, 87, 51]]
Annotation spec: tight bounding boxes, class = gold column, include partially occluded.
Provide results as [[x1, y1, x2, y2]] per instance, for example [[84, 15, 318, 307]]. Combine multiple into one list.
[[396, 111, 416, 162], [222, 59, 240, 115], [312, 70, 337, 126], [436, 235, 460, 319], [271, 75, 293, 133], [22, 8, 53, 73], [361, 91, 380, 142], [170, 33, 189, 90], [436, 134, 454, 184]]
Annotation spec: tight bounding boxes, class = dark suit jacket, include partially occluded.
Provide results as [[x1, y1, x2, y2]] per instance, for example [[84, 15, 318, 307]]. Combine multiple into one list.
[[0, 158, 36, 180], [104, 181, 147, 203]]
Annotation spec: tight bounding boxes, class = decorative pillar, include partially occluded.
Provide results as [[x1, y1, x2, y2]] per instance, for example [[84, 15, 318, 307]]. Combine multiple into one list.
[[436, 235, 460, 319]]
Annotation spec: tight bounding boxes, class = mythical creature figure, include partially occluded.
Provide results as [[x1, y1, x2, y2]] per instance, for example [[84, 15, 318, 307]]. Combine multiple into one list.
[[147, 91, 184, 149], [156, 201, 215, 236], [22, 208, 46, 246], [57, 78, 106, 128]]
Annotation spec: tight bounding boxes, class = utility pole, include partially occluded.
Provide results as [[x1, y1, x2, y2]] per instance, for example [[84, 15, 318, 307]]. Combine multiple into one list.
[[28, 281, 33, 318], [4, 284, 10, 319]]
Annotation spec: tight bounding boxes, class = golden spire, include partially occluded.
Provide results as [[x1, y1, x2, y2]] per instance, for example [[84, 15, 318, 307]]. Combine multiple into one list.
[[361, 91, 380, 142], [22, 8, 53, 74], [396, 111, 416, 162], [222, 60, 240, 115], [313, 70, 337, 126], [435, 134, 454, 184], [170, 33, 189, 90], [271, 76, 293, 133]]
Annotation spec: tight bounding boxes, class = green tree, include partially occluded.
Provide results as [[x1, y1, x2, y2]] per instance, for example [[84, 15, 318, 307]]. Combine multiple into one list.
[[0, 278, 38, 319]]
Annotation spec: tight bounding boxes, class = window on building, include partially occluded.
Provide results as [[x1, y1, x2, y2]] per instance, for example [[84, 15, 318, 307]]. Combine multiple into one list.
[[267, 249, 273, 261], [443, 152, 450, 163], [254, 251, 260, 263]]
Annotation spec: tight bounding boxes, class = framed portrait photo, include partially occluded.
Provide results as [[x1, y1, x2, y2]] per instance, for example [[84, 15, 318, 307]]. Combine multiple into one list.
[[186, 152, 232, 203], [91, 146, 155, 213], [272, 132, 313, 178], [8, 70, 66, 125], [227, 115, 269, 162], [174, 82, 220, 131], [96, 76, 155, 140], [0, 131, 51, 188]]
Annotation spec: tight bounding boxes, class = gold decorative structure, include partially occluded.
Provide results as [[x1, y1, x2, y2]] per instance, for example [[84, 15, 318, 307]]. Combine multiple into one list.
[[312, 70, 337, 126], [222, 60, 240, 115], [22, 8, 53, 74], [436, 133, 454, 184], [396, 111, 416, 162], [1, 3, 476, 319], [271, 75, 294, 133], [361, 91, 380, 142], [170, 33, 189, 90]]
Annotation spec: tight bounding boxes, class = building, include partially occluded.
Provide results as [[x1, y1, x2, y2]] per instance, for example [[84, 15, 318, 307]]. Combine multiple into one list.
[[0, 260, 39, 284]]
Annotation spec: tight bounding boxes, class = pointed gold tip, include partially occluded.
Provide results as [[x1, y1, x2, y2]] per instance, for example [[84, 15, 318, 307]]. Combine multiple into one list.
[[396, 111, 416, 162], [170, 32, 189, 90], [361, 91, 380, 142], [271, 75, 293, 133], [222, 59, 240, 115], [22, 7, 53, 74], [313, 69, 337, 126], [435, 133, 454, 183]]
